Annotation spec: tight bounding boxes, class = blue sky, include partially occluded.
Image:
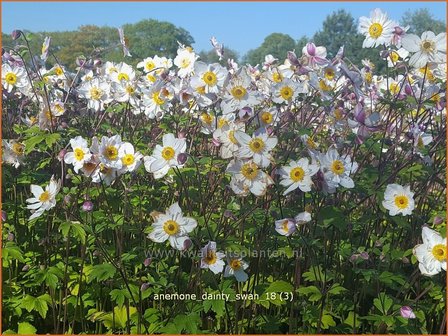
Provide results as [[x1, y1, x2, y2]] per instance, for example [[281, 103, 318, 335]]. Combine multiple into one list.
[[2, 1, 446, 56]]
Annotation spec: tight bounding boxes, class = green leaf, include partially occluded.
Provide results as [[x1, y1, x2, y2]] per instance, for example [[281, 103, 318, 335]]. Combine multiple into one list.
[[59, 221, 86, 244], [110, 289, 126, 307], [17, 322, 37, 335], [88, 263, 116, 283], [373, 292, 393, 315], [20, 295, 36, 312], [297, 285, 322, 302], [34, 297, 48, 318], [317, 206, 346, 230], [321, 313, 336, 329], [344, 311, 361, 328], [327, 284, 347, 296], [265, 280, 294, 293]]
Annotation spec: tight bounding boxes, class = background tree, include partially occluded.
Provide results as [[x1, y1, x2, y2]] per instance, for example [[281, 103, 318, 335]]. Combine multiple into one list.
[[243, 33, 297, 65], [198, 47, 239, 64], [400, 8, 446, 35], [123, 19, 194, 61]]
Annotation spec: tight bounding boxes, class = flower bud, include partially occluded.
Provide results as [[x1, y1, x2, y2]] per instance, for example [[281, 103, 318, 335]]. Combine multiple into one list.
[[7, 232, 14, 241], [1, 210, 7, 222], [22, 265, 30, 272], [58, 148, 67, 161], [400, 306, 416, 319], [82, 201, 94, 212], [140, 282, 150, 291], [11, 30, 22, 40], [177, 153, 188, 165], [143, 258, 152, 267], [433, 216, 444, 225]]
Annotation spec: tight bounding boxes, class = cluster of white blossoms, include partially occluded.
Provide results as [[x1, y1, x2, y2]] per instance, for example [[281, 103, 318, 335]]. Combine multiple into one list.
[[4, 9, 445, 282], [63, 135, 143, 185], [199, 241, 249, 282]]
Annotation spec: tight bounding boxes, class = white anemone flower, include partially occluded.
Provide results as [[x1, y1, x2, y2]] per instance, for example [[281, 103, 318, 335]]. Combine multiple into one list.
[[278, 158, 319, 194], [382, 184, 415, 216], [401, 31, 446, 68], [143, 133, 187, 179], [413, 227, 446, 276], [358, 8, 396, 48], [64, 136, 92, 173], [224, 256, 249, 282], [234, 128, 277, 168], [275, 218, 296, 236], [26, 176, 61, 220], [148, 202, 197, 250], [319, 149, 358, 192], [200, 241, 226, 274]]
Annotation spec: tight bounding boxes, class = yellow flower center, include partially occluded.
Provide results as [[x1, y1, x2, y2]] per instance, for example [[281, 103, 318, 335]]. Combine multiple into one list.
[[117, 73, 129, 81], [369, 23, 383, 39], [272, 72, 283, 83], [319, 80, 331, 91], [12, 143, 24, 155], [431, 244, 447, 262], [180, 57, 191, 69], [204, 251, 217, 265], [241, 162, 258, 180], [5, 72, 17, 85], [306, 137, 317, 149], [389, 51, 399, 63], [196, 86, 206, 95], [163, 220, 180, 235], [290, 167, 305, 182], [147, 74, 156, 82], [202, 71, 217, 86], [280, 86, 294, 100], [365, 72, 372, 83], [122, 154, 135, 166], [249, 138, 265, 153], [218, 118, 228, 129], [104, 145, 118, 160], [126, 85, 135, 95], [282, 220, 290, 233], [201, 113, 214, 125], [74, 148, 85, 161], [229, 258, 242, 270], [330, 160, 345, 175], [394, 195, 409, 209], [324, 68, 335, 81], [55, 67, 63, 76], [389, 83, 400, 95], [334, 108, 343, 120], [261, 112, 273, 124], [421, 40, 435, 53], [39, 191, 50, 202], [152, 91, 165, 106], [161, 146, 175, 160], [228, 130, 238, 144], [89, 87, 102, 100], [231, 86, 247, 100], [146, 61, 155, 71]]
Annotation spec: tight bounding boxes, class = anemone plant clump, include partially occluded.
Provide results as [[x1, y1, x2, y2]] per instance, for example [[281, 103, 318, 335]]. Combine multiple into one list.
[[2, 8, 447, 335]]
